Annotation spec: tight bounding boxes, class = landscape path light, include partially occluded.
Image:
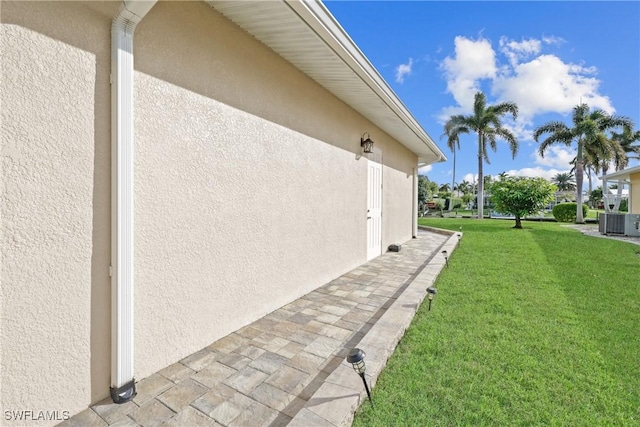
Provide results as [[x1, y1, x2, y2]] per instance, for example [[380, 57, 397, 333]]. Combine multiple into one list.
[[346, 348, 373, 404], [427, 286, 437, 310], [442, 250, 449, 267]]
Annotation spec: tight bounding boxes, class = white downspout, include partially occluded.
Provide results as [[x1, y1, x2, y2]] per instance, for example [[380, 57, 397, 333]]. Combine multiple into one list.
[[111, 0, 156, 403]]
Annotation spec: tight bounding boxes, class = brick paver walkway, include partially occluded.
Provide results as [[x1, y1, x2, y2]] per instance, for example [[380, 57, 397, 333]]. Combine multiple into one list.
[[61, 228, 458, 427]]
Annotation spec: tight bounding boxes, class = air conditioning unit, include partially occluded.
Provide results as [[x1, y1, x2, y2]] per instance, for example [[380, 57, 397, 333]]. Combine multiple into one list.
[[624, 214, 640, 237], [603, 213, 626, 235]]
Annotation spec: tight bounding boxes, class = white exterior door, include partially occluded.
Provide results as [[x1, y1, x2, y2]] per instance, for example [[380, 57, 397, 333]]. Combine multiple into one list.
[[367, 160, 382, 260]]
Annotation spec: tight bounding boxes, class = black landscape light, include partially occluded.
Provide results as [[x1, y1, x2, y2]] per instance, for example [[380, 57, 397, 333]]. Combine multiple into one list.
[[442, 250, 449, 267], [347, 348, 373, 404], [427, 286, 437, 310]]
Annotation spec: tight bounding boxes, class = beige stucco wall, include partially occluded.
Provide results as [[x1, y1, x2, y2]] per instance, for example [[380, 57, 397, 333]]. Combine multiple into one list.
[[1, 1, 118, 423], [1, 0, 419, 422], [132, 0, 417, 379], [630, 172, 640, 214], [381, 143, 419, 248]]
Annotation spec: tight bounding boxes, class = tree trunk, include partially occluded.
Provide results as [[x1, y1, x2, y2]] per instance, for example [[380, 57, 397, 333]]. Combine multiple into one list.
[[449, 146, 456, 212], [477, 133, 484, 219], [602, 165, 610, 213], [575, 141, 585, 223], [586, 167, 593, 204], [514, 215, 522, 229], [603, 177, 609, 212]]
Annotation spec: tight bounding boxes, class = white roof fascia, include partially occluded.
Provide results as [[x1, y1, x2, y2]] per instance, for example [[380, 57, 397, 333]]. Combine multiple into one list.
[[206, 0, 446, 164], [601, 165, 640, 181], [288, 0, 445, 162]]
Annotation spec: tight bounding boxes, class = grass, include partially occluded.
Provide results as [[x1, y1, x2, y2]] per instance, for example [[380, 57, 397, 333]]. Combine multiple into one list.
[[352, 218, 640, 426], [436, 208, 605, 219]]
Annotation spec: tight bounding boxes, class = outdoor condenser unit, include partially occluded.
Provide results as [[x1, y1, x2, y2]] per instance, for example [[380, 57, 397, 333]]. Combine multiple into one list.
[[624, 214, 640, 237], [604, 213, 626, 235]]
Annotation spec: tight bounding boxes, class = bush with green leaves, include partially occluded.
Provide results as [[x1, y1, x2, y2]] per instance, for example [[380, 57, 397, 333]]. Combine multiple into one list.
[[620, 199, 628, 212], [490, 177, 555, 228], [552, 203, 589, 222], [444, 197, 463, 210]]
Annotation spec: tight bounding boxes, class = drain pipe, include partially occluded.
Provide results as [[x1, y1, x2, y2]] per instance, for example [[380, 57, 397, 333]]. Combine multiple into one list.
[[110, 0, 156, 404]]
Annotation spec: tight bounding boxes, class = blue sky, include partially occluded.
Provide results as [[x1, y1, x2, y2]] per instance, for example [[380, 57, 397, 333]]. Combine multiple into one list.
[[324, 1, 640, 188]]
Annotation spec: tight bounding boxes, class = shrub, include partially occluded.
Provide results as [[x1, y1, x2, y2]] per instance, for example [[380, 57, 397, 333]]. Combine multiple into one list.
[[552, 203, 588, 222], [620, 199, 628, 212], [444, 197, 463, 210]]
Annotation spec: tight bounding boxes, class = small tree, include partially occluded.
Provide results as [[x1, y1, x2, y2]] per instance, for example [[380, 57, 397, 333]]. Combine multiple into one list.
[[490, 177, 556, 229], [418, 175, 435, 210]]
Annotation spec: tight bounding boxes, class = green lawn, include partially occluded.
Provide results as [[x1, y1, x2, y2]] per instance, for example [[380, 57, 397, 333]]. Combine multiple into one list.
[[353, 218, 640, 426], [436, 208, 605, 219]]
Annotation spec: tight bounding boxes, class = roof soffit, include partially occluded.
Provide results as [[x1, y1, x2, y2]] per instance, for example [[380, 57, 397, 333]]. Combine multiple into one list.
[[205, 0, 446, 164]]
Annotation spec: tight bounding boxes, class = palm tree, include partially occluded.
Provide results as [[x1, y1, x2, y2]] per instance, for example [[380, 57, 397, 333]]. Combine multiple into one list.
[[458, 180, 472, 194], [444, 91, 519, 218], [611, 127, 640, 170], [534, 103, 633, 223], [442, 126, 461, 212], [577, 136, 624, 200], [552, 172, 576, 191], [607, 127, 640, 210]]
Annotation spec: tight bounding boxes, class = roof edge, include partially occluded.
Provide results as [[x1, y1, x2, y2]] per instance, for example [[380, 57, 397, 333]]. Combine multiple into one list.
[[285, 0, 446, 163]]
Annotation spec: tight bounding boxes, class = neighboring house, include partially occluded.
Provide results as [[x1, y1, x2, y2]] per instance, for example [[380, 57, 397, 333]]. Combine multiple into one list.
[[602, 165, 640, 214], [1, 0, 445, 423], [599, 166, 640, 236]]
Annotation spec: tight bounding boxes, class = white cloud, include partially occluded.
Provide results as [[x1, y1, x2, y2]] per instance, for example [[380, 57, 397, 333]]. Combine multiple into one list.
[[503, 167, 564, 181], [418, 164, 433, 175], [493, 54, 614, 121], [441, 36, 497, 110], [542, 35, 566, 46], [533, 146, 575, 170], [461, 173, 478, 184], [438, 35, 615, 137], [395, 58, 413, 83], [499, 37, 542, 68]]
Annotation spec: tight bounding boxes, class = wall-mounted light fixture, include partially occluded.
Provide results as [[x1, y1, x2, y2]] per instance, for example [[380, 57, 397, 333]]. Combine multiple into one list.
[[427, 286, 437, 310], [361, 132, 374, 153], [347, 348, 373, 404], [442, 250, 449, 268]]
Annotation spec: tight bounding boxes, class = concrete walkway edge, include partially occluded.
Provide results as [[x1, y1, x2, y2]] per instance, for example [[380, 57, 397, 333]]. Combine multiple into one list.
[[288, 227, 460, 426]]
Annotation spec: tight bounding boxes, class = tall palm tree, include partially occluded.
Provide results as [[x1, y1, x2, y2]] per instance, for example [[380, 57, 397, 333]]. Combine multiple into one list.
[[611, 127, 640, 170], [607, 127, 640, 210], [441, 127, 461, 212], [444, 91, 519, 218], [552, 172, 576, 191], [458, 180, 472, 194], [534, 103, 633, 223]]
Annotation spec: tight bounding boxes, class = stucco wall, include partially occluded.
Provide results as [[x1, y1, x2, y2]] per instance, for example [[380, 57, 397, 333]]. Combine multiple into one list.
[[381, 142, 418, 248], [132, 0, 418, 379], [1, 0, 420, 422], [631, 172, 640, 214], [1, 1, 117, 423]]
